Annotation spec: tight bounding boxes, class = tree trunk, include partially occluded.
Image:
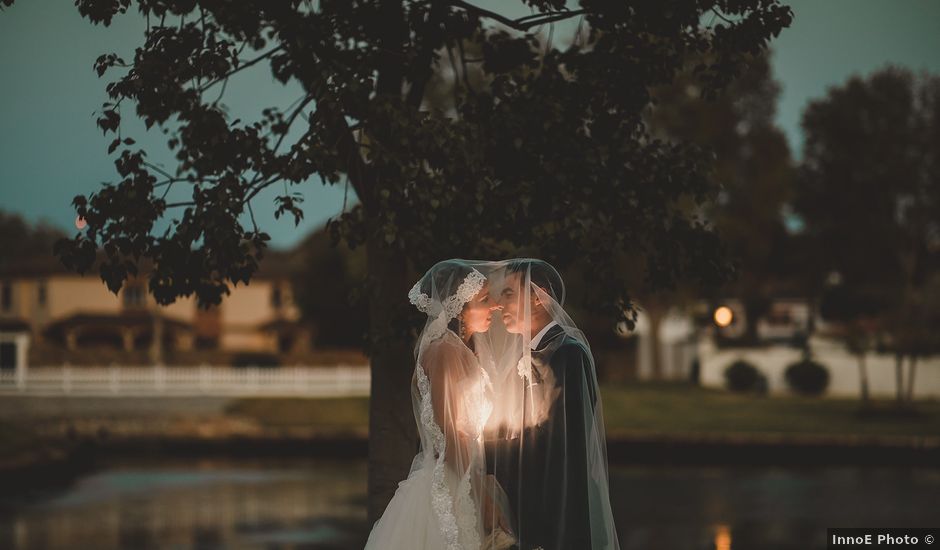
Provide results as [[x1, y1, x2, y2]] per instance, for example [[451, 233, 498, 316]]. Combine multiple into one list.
[[366, 233, 418, 523], [366, 0, 412, 523], [150, 314, 164, 365], [743, 296, 766, 345], [857, 353, 870, 406], [647, 302, 664, 381], [906, 355, 918, 403], [894, 353, 905, 404]]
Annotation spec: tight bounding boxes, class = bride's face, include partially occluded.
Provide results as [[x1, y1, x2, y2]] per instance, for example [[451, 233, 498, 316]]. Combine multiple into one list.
[[498, 273, 526, 334], [462, 283, 498, 334]]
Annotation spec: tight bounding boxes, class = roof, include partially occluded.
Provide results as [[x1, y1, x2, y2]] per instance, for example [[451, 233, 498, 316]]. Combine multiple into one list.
[[0, 254, 75, 278], [0, 248, 300, 281], [253, 249, 301, 279], [42, 311, 192, 337], [259, 317, 309, 331], [0, 318, 31, 332]]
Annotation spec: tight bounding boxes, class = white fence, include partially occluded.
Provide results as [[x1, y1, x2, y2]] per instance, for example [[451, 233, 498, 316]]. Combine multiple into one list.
[[0, 365, 371, 397]]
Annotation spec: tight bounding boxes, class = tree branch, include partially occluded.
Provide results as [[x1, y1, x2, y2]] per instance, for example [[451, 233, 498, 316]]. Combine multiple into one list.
[[406, 2, 447, 109], [456, 38, 473, 94], [450, 1, 587, 32], [246, 195, 260, 233], [445, 41, 461, 105], [142, 161, 176, 181], [198, 46, 284, 94], [711, 9, 734, 25], [271, 94, 316, 154]]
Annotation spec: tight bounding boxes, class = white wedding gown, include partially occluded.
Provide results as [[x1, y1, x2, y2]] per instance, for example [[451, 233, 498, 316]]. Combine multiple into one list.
[[363, 453, 465, 549], [364, 330, 493, 550]]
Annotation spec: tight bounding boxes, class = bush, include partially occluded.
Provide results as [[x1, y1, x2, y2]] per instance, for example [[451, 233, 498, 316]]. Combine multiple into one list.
[[724, 360, 761, 392], [785, 359, 829, 396], [231, 352, 280, 368]]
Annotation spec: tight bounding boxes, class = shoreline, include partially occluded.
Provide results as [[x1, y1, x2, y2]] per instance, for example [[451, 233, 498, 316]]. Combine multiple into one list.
[[2, 428, 936, 480]]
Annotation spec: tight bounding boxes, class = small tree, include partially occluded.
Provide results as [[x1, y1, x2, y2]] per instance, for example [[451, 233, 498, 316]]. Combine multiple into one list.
[[0, 210, 65, 267], [795, 68, 940, 410], [784, 358, 829, 396], [724, 359, 761, 393], [819, 284, 891, 409], [884, 276, 940, 406]]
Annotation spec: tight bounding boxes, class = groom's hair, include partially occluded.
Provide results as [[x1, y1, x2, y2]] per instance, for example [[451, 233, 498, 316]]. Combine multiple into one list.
[[506, 259, 564, 305]]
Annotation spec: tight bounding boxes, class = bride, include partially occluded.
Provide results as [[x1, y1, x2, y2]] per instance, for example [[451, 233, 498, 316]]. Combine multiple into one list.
[[364, 260, 516, 550]]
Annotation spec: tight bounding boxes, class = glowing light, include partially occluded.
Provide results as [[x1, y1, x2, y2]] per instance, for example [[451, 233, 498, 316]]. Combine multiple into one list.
[[714, 524, 732, 550], [714, 306, 734, 328], [75, 216, 87, 230]]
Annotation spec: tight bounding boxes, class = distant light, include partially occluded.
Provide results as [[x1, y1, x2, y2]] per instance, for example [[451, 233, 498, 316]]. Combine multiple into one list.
[[75, 216, 87, 230], [714, 306, 733, 328]]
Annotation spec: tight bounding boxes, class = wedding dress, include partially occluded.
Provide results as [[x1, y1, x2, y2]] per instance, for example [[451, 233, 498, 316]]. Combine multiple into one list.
[[364, 261, 514, 550]]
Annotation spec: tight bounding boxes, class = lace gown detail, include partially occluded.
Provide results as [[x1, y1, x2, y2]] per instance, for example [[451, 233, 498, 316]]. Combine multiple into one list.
[[416, 361, 464, 550]]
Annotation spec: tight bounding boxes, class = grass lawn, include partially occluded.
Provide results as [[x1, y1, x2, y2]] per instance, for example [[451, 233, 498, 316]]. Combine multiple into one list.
[[226, 397, 370, 436], [226, 382, 940, 439], [601, 382, 940, 439]]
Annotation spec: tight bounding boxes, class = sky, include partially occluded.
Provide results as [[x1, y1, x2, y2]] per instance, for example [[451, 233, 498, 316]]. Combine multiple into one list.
[[1, 1, 939, 249]]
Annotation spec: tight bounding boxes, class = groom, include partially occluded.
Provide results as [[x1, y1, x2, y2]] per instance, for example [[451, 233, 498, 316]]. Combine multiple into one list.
[[489, 260, 601, 550]]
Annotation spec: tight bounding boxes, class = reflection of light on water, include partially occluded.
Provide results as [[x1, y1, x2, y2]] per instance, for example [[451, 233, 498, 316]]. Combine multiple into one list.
[[714, 523, 732, 550]]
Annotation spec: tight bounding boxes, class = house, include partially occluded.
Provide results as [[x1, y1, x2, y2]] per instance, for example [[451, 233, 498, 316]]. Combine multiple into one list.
[[0, 252, 311, 372], [630, 296, 940, 398]]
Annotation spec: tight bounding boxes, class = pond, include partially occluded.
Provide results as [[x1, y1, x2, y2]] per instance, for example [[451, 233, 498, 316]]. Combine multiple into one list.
[[1, 458, 937, 549]]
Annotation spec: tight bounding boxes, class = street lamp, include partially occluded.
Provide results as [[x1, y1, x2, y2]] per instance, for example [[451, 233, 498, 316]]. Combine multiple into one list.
[[714, 306, 734, 328]]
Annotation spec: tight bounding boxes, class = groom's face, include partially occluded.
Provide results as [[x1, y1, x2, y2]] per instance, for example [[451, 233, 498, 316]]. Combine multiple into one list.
[[498, 272, 528, 334]]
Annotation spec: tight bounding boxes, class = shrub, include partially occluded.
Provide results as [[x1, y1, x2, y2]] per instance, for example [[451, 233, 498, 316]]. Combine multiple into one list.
[[785, 359, 829, 396], [724, 360, 761, 392], [231, 352, 280, 368]]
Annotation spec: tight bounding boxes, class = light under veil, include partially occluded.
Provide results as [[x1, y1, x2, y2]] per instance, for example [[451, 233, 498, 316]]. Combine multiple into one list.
[[366, 258, 620, 550]]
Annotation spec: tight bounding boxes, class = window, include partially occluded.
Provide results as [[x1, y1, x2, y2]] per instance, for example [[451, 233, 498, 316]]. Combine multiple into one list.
[[0, 282, 11, 312], [0, 342, 15, 370], [123, 284, 144, 308], [37, 280, 47, 307], [271, 286, 282, 308]]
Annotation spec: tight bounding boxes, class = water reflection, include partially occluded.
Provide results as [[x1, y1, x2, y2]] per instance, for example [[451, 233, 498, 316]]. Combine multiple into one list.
[[1, 459, 938, 549], [611, 466, 940, 550], [0, 457, 368, 549]]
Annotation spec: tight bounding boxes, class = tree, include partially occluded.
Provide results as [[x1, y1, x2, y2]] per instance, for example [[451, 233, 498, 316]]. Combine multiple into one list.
[[884, 274, 940, 406], [3, 0, 792, 517], [818, 283, 888, 408], [292, 226, 368, 348], [0, 210, 66, 267], [647, 52, 796, 357], [794, 67, 940, 409]]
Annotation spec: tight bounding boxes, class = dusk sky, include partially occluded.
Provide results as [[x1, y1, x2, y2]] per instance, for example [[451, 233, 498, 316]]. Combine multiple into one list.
[[2, 1, 939, 249]]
